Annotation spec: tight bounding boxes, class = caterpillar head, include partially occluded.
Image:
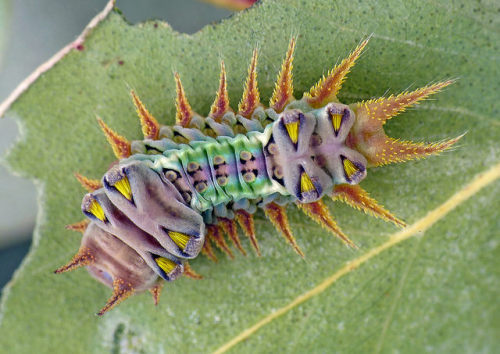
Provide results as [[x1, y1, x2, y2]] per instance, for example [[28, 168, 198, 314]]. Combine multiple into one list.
[[55, 222, 163, 315], [56, 161, 206, 315], [81, 190, 185, 281], [100, 160, 205, 259]]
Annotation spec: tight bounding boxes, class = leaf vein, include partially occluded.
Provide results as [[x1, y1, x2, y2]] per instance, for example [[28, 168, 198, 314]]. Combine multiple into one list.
[[212, 161, 500, 354]]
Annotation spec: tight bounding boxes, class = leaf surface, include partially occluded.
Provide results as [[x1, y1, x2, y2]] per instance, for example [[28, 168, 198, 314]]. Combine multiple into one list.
[[0, 0, 498, 353]]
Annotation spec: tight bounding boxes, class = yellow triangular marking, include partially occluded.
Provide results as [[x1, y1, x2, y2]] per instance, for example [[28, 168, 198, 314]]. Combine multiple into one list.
[[343, 158, 358, 178], [285, 121, 299, 143], [300, 172, 315, 193], [169, 231, 190, 250], [114, 177, 132, 201], [155, 257, 177, 274], [331, 113, 342, 133], [89, 200, 106, 221]]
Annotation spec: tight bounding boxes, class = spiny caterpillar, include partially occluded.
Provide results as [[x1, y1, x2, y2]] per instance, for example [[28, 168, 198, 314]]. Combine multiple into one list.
[[55, 37, 462, 316]]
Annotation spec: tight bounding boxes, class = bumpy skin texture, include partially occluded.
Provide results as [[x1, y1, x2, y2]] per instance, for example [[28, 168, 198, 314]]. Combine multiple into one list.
[[56, 38, 462, 315], [128, 103, 363, 214]]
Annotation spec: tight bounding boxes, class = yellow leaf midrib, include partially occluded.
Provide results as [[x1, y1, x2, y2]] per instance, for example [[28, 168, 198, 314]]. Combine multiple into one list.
[[213, 161, 500, 354]]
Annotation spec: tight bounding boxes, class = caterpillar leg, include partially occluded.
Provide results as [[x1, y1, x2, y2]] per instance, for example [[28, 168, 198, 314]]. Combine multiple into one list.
[[65, 219, 90, 233], [74, 173, 101, 192], [201, 234, 218, 262]]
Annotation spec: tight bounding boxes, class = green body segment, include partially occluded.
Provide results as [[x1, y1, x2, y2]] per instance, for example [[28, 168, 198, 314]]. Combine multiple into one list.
[[132, 124, 287, 213]]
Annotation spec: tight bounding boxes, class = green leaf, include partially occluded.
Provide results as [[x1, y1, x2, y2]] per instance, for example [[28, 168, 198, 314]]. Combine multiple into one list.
[[1, 0, 498, 353]]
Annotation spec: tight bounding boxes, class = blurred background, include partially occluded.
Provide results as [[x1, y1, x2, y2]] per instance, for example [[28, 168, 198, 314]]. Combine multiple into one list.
[[0, 0, 234, 289]]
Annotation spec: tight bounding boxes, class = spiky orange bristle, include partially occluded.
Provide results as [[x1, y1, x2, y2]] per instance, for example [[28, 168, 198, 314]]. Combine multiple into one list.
[[97, 279, 134, 316], [149, 282, 163, 306], [219, 217, 246, 256], [297, 200, 357, 249], [264, 202, 304, 257], [97, 117, 131, 159], [369, 136, 463, 166], [74, 173, 102, 192], [130, 90, 160, 140], [207, 224, 234, 259], [355, 80, 455, 125], [238, 49, 261, 118], [201, 236, 218, 262], [332, 184, 406, 227], [348, 80, 462, 167], [65, 219, 90, 233], [270, 37, 296, 113], [183, 263, 203, 280], [305, 38, 369, 108], [235, 209, 260, 256], [210, 61, 231, 121], [174, 72, 194, 128], [54, 248, 94, 274]]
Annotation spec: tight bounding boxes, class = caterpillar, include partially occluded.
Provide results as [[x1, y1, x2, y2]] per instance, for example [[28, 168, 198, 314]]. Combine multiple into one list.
[[55, 37, 462, 316]]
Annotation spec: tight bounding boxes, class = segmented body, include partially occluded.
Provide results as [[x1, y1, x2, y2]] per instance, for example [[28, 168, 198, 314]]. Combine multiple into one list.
[[126, 102, 363, 217], [56, 37, 462, 316], [132, 117, 281, 216]]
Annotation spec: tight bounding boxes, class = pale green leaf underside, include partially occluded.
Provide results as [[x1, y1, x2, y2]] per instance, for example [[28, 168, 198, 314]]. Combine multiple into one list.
[[1, 0, 499, 353]]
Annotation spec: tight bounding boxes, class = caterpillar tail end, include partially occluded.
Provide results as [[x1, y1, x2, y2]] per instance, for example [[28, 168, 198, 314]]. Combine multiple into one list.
[[349, 81, 463, 167]]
